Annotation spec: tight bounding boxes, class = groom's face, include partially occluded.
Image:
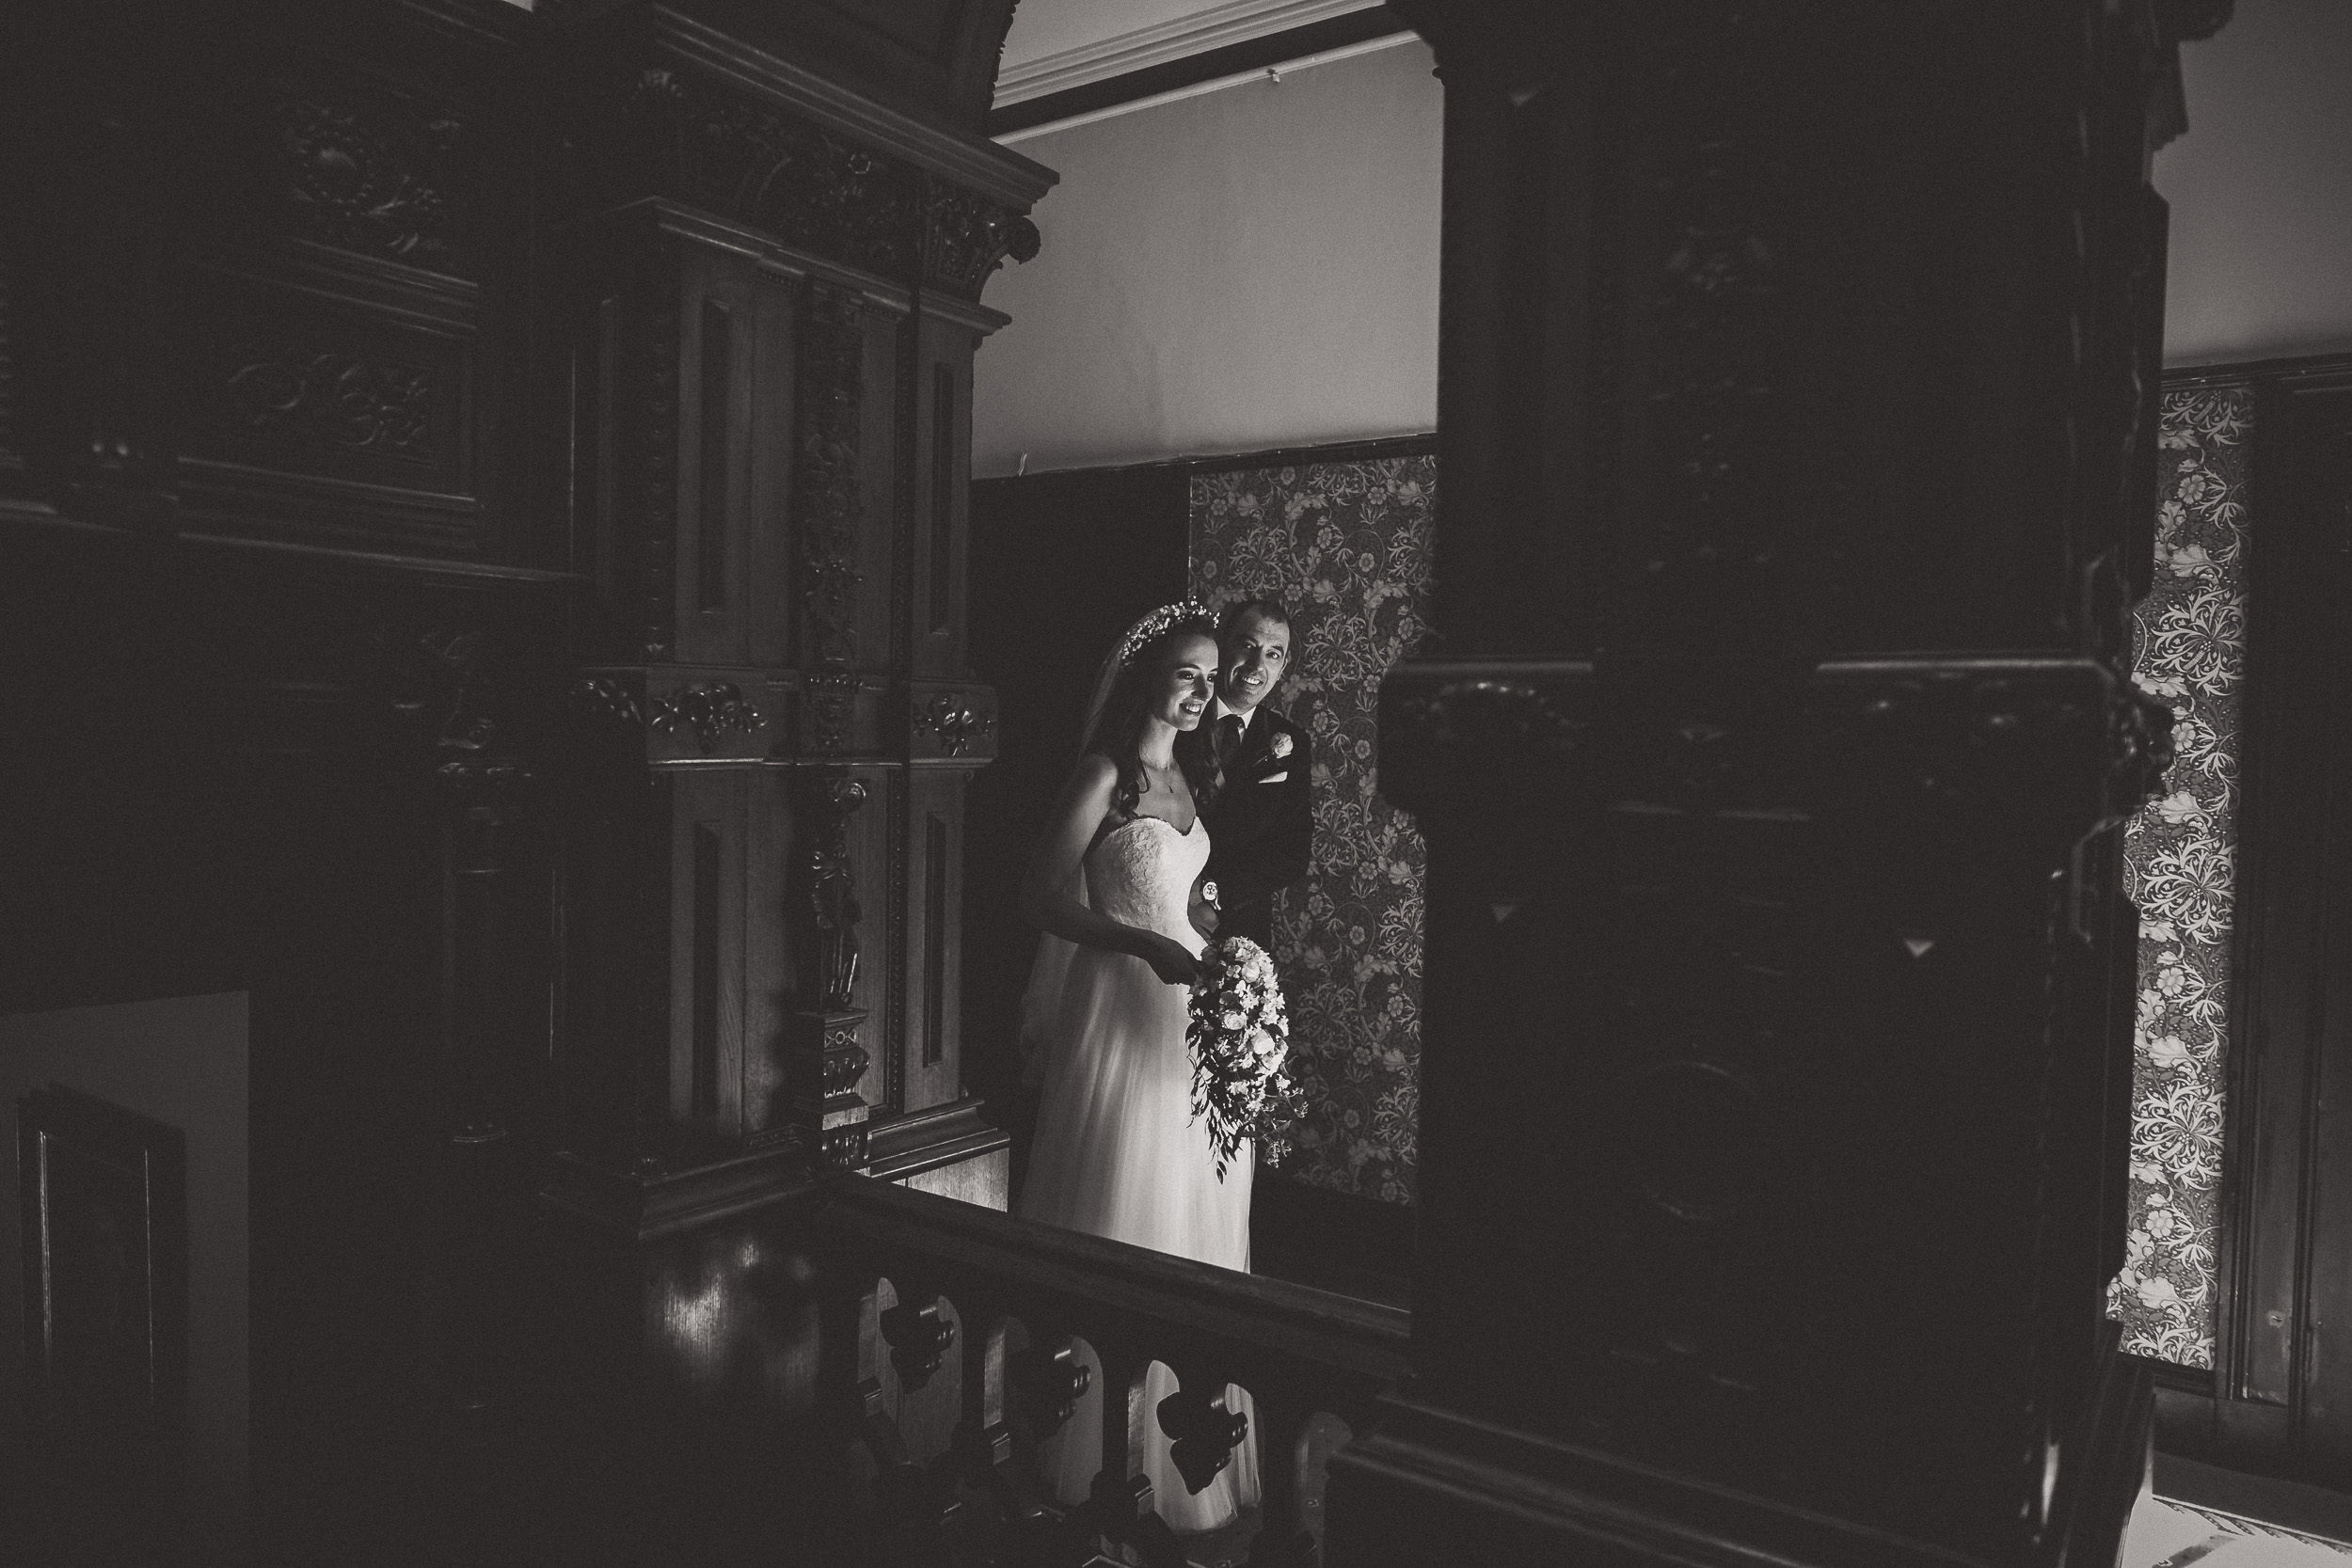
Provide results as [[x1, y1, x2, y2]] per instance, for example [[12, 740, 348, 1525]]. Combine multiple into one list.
[[1216, 610, 1291, 715]]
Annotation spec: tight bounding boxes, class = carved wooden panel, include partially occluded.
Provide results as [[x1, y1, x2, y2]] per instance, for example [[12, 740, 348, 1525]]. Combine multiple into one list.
[[901, 768, 970, 1113], [17, 1085, 187, 1541], [739, 769, 798, 1145], [256, 62, 476, 279], [850, 300, 904, 683], [176, 254, 479, 553], [912, 310, 979, 679], [667, 769, 747, 1132], [672, 244, 799, 668]]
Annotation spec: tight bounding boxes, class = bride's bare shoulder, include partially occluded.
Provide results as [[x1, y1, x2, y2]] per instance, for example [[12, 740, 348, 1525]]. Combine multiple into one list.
[[1068, 752, 1120, 795]]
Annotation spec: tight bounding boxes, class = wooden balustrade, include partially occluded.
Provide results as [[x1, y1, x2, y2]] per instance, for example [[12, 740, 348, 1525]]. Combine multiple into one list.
[[810, 1175, 1411, 1567]]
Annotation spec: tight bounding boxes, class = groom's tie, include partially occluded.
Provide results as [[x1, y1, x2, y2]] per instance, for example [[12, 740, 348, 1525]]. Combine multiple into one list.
[[1215, 714, 1244, 770]]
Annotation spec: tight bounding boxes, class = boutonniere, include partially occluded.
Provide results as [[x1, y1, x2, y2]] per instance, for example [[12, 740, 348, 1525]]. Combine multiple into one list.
[[1268, 732, 1294, 760]]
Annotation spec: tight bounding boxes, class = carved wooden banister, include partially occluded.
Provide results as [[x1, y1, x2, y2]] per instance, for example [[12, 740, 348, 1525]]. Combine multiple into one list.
[[816, 1177, 1410, 1382], [813, 1175, 1410, 1563]]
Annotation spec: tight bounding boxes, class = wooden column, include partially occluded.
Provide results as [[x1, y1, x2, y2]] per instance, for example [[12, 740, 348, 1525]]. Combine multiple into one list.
[[1334, 3, 2217, 1564]]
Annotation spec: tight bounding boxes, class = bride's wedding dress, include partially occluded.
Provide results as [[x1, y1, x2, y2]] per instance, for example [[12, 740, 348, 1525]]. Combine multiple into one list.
[[1017, 813, 1263, 1532]]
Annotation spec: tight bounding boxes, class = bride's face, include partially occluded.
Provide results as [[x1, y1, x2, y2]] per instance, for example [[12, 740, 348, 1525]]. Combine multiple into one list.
[[1149, 632, 1218, 732]]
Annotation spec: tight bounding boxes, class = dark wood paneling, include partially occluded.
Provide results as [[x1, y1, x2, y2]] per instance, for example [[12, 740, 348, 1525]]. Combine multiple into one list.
[[904, 768, 969, 1112], [0, 0, 1041, 1558]]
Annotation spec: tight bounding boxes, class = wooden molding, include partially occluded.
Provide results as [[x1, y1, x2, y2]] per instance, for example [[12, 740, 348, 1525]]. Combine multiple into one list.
[[993, 0, 1387, 107], [537, 1143, 817, 1243], [859, 1096, 1009, 1183]]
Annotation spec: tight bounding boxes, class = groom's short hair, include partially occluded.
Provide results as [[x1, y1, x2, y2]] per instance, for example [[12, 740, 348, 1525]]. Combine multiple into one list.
[[1216, 597, 1293, 642]]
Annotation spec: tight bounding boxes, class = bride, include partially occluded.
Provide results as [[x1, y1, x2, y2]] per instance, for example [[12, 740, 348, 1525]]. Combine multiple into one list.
[[1014, 600, 1263, 1533]]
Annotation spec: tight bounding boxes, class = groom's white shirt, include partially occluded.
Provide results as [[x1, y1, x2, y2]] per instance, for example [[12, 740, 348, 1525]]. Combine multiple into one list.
[[1208, 695, 1260, 738]]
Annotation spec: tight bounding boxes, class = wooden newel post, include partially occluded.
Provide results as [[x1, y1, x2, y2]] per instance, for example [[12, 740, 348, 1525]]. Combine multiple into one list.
[[1337, 2, 2223, 1565]]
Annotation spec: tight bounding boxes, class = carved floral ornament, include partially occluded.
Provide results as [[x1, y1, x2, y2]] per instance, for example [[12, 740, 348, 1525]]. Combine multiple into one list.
[[224, 348, 437, 461], [623, 68, 921, 279], [912, 691, 994, 756], [566, 675, 644, 730], [648, 681, 766, 752], [274, 89, 460, 265]]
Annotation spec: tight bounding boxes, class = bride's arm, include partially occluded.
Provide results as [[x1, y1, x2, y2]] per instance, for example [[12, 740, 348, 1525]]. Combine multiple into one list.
[[1021, 753, 1200, 986]]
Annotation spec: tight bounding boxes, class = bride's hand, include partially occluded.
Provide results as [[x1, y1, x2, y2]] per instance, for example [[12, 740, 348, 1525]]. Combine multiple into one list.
[[1136, 932, 1201, 987]]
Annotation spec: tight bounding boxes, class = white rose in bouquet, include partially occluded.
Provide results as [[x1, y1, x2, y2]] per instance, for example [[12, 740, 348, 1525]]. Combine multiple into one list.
[[1184, 935, 1303, 1181]]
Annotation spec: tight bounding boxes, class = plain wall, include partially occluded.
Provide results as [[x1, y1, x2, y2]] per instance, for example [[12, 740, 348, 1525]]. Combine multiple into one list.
[[973, 37, 1441, 476], [2157, 0, 2352, 366], [2, 991, 250, 1565], [976, 7, 2352, 474]]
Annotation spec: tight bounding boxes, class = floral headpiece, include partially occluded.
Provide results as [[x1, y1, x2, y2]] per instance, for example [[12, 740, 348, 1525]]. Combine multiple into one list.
[[1115, 599, 1216, 668]]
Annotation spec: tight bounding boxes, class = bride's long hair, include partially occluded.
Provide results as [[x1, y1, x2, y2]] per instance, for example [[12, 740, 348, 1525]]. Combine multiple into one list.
[[1079, 612, 1221, 818]]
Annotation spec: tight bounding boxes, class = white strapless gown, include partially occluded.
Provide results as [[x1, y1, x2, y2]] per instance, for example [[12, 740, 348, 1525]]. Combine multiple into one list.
[[1016, 815, 1262, 1532]]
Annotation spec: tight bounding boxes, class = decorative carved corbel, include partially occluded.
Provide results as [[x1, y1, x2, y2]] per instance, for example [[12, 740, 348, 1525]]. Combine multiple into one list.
[[924, 177, 1041, 300]]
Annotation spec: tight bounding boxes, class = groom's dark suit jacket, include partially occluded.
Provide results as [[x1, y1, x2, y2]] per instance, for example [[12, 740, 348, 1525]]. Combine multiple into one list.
[[1198, 705, 1314, 953]]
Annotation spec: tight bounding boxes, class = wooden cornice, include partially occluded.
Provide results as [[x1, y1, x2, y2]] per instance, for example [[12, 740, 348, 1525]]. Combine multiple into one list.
[[648, 5, 1057, 210]]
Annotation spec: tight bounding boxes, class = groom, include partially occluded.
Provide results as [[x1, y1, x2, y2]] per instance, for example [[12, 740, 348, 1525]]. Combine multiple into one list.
[[1190, 597, 1313, 952]]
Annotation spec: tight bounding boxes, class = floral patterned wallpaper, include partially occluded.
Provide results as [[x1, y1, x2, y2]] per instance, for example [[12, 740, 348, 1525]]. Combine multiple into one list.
[[1190, 455, 1436, 1206], [2108, 386, 2252, 1368]]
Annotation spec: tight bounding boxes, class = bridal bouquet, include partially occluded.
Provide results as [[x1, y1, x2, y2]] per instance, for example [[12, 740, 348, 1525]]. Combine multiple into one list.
[[1185, 935, 1302, 1181]]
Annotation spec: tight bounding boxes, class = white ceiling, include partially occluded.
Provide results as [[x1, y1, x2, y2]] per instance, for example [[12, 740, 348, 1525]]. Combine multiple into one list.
[[996, 0, 1386, 106]]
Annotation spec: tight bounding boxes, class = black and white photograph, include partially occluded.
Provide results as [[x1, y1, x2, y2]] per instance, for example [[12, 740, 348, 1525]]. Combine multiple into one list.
[[5, 0, 2352, 1563]]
